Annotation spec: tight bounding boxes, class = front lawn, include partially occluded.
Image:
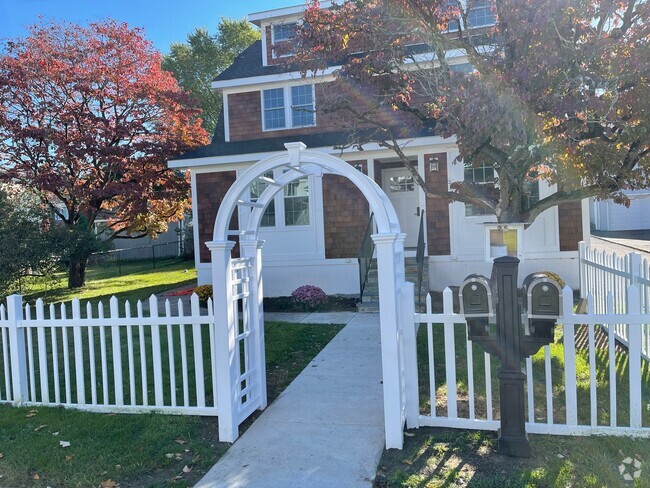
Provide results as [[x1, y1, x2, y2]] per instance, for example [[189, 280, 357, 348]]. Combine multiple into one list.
[[0, 321, 343, 488], [20, 258, 196, 306], [375, 321, 650, 487]]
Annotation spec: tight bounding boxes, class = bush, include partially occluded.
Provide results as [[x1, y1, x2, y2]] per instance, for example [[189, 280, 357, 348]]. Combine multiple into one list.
[[291, 285, 327, 307], [194, 284, 213, 304]]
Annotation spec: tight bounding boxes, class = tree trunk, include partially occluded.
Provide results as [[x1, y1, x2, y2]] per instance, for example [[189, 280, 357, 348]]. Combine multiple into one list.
[[68, 258, 87, 288]]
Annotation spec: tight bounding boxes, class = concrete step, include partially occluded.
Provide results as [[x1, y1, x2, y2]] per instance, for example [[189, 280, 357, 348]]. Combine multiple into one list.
[[356, 302, 380, 312]]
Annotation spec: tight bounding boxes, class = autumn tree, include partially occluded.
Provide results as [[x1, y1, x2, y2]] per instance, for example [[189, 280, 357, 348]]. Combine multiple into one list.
[[0, 20, 209, 288], [163, 18, 260, 134], [290, 0, 650, 224]]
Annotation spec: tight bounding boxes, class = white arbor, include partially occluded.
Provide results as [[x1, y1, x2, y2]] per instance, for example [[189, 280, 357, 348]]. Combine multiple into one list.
[[207, 142, 418, 449]]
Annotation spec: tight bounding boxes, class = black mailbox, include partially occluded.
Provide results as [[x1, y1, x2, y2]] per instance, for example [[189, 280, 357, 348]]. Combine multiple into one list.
[[522, 273, 563, 341], [460, 274, 494, 340]]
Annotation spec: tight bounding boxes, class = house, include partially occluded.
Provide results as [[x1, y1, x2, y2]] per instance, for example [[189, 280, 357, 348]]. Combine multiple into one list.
[[169, 2, 590, 296], [590, 192, 650, 232]]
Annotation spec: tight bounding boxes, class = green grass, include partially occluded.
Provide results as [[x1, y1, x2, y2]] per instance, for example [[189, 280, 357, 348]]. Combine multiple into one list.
[[375, 427, 650, 487], [21, 259, 197, 306], [376, 322, 650, 487], [0, 321, 343, 488]]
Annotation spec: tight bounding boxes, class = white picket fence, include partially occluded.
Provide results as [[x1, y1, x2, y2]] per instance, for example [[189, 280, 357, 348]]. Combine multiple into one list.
[[415, 285, 650, 436], [579, 241, 650, 356], [0, 294, 218, 415]]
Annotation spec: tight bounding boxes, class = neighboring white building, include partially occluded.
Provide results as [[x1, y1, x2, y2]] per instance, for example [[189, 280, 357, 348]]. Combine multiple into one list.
[[590, 191, 650, 231]]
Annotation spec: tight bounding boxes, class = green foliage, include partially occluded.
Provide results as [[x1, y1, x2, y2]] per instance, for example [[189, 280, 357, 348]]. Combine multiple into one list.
[[194, 284, 213, 304], [0, 186, 61, 299], [163, 18, 260, 133]]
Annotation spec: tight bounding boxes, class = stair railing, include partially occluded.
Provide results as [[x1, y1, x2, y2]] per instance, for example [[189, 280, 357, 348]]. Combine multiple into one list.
[[358, 213, 376, 301], [415, 210, 426, 305]]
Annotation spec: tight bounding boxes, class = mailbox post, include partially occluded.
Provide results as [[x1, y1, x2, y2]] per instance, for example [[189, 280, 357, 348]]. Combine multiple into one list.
[[461, 257, 562, 457]]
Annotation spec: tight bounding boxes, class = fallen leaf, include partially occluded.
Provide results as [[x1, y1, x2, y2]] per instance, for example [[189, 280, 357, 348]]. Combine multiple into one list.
[[182, 465, 192, 474], [115, 465, 121, 470], [59, 440, 71, 448], [65, 455, 74, 462], [403, 459, 413, 465], [0, 453, 3, 459], [174, 439, 187, 445], [404, 432, 415, 437], [165, 453, 175, 459], [184, 449, 190, 453], [32, 473, 40, 480], [52, 432, 59, 436], [172, 475, 183, 481], [192, 454, 201, 463], [25, 410, 37, 418], [34, 425, 48, 432], [100, 480, 120, 488]]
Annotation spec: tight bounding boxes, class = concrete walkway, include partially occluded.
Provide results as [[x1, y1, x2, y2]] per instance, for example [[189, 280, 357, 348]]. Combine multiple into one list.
[[195, 313, 385, 488]]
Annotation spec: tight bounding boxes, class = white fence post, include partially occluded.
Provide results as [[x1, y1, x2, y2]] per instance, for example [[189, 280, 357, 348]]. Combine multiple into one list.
[[7, 295, 28, 404], [562, 286, 578, 426], [401, 281, 419, 429], [578, 241, 587, 299], [627, 284, 643, 428], [207, 240, 240, 443], [629, 253, 643, 311]]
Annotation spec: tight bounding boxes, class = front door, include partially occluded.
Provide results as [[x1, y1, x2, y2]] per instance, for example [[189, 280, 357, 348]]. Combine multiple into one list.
[[382, 168, 420, 248]]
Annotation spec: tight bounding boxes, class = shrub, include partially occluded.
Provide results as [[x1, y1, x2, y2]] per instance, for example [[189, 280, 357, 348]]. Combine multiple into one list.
[[291, 285, 327, 305], [194, 284, 213, 304]]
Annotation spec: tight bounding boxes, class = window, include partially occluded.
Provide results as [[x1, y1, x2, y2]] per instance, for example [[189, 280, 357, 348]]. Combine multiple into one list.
[[485, 223, 524, 261], [389, 175, 415, 192], [251, 172, 312, 228], [291, 85, 315, 127], [284, 177, 310, 226], [250, 171, 276, 227], [447, 0, 496, 32], [262, 85, 315, 131], [272, 23, 297, 44], [464, 163, 495, 216]]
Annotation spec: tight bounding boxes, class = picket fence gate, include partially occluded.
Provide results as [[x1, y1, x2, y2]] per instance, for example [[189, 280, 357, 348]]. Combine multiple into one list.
[[0, 293, 218, 415], [414, 284, 650, 437], [579, 241, 650, 358]]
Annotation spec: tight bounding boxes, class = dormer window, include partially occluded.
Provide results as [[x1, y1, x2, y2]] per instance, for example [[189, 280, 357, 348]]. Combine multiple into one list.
[[272, 22, 297, 44], [271, 22, 298, 58], [447, 0, 496, 32], [262, 85, 315, 131]]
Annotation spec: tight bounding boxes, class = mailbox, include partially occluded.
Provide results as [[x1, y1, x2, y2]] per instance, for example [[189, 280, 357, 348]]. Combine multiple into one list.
[[460, 274, 494, 340], [522, 273, 563, 341]]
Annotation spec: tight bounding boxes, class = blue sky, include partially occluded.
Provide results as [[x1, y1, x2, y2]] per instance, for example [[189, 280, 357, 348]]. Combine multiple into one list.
[[0, 0, 297, 53]]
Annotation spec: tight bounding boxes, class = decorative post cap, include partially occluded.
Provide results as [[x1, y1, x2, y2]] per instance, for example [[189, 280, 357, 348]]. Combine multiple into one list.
[[284, 142, 307, 167]]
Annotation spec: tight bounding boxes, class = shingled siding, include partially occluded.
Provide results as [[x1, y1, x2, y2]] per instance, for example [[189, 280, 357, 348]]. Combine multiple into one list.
[[196, 171, 238, 263], [228, 84, 419, 143], [558, 201, 583, 251], [425, 153, 451, 256], [322, 161, 369, 259]]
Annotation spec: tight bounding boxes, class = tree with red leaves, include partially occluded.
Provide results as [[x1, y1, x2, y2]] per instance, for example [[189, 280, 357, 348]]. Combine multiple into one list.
[[290, 0, 650, 224], [0, 20, 209, 287]]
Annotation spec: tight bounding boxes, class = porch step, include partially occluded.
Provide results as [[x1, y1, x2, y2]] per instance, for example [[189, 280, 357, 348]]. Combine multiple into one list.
[[357, 258, 429, 312]]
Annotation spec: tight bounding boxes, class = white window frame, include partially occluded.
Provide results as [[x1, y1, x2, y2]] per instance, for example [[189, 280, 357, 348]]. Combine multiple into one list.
[[446, 0, 496, 32], [248, 170, 314, 230], [484, 223, 525, 262], [261, 85, 316, 132], [271, 22, 298, 59]]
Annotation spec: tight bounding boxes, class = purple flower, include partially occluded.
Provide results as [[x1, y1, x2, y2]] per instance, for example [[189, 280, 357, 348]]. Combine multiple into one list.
[[291, 285, 327, 304]]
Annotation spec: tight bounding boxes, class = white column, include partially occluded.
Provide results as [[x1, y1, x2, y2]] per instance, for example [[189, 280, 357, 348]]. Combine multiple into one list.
[[240, 239, 268, 410], [373, 232, 405, 449], [206, 240, 239, 442]]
